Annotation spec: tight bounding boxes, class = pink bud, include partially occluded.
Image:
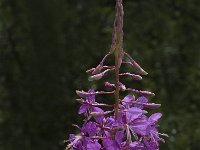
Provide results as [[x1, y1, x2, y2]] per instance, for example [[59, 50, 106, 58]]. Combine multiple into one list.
[[130, 60, 148, 75], [89, 72, 104, 81], [119, 73, 142, 80], [139, 91, 155, 97], [143, 103, 161, 109], [126, 88, 155, 97], [124, 52, 148, 75], [89, 69, 113, 81], [90, 111, 104, 117], [105, 82, 115, 88], [92, 64, 103, 74], [76, 90, 89, 98]]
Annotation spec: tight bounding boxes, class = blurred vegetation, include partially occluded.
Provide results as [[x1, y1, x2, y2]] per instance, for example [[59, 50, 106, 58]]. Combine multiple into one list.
[[0, 0, 200, 150]]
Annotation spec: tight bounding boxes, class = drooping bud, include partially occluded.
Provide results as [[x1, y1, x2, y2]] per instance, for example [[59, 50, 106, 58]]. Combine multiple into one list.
[[126, 88, 155, 97], [75, 98, 84, 103], [76, 90, 115, 98], [86, 68, 95, 73], [124, 52, 148, 75], [76, 90, 91, 98], [92, 64, 103, 74], [105, 82, 126, 91], [89, 68, 114, 81], [119, 72, 142, 80], [143, 103, 161, 109], [105, 82, 115, 88], [90, 111, 104, 117], [89, 72, 104, 81], [119, 82, 126, 91], [90, 110, 113, 117], [138, 90, 155, 97], [142, 110, 148, 114]]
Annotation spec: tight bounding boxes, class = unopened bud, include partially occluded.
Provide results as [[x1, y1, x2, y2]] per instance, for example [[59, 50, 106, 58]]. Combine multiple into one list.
[[76, 90, 93, 98], [124, 52, 148, 75], [105, 82, 115, 88], [120, 84, 126, 91], [139, 91, 155, 97], [75, 98, 84, 103], [90, 111, 104, 117], [142, 110, 148, 114], [92, 64, 103, 74], [143, 103, 161, 109], [119, 73, 142, 80], [89, 73, 104, 81], [131, 60, 148, 75]]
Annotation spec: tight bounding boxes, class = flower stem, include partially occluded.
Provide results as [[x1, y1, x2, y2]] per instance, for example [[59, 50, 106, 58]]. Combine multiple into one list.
[[114, 42, 120, 119], [114, 0, 123, 120]]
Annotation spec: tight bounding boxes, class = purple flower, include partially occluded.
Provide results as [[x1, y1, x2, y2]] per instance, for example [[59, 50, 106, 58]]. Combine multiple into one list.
[[81, 121, 98, 137], [144, 113, 162, 148], [86, 140, 101, 150], [69, 136, 101, 150], [126, 107, 143, 122], [102, 139, 120, 150], [130, 115, 148, 136], [134, 96, 148, 109], [67, 1, 167, 146], [122, 94, 135, 107], [78, 89, 96, 114], [67, 122, 101, 150], [130, 142, 145, 150], [68, 91, 165, 150]]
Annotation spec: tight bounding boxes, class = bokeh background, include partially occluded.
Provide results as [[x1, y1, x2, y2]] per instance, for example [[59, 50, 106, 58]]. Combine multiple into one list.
[[0, 0, 200, 150]]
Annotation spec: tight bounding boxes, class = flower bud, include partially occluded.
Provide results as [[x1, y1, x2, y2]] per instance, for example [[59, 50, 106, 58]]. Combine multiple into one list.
[[124, 52, 148, 75], [143, 103, 161, 109], [89, 69, 112, 81], [76, 90, 92, 98], [119, 73, 142, 80], [139, 91, 155, 97], [89, 72, 104, 81], [92, 64, 103, 74], [130, 60, 148, 75], [75, 98, 84, 103], [105, 82, 115, 88], [90, 111, 104, 117]]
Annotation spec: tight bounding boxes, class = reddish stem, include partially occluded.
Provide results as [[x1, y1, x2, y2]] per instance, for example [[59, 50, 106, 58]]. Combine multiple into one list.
[[114, 0, 124, 120]]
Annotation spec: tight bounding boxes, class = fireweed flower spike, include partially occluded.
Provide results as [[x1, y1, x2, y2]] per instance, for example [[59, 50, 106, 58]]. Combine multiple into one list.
[[66, 0, 167, 149]]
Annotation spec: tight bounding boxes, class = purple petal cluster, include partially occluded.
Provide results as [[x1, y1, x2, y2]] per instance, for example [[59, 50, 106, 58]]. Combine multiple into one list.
[[66, 1, 167, 148], [67, 91, 167, 150]]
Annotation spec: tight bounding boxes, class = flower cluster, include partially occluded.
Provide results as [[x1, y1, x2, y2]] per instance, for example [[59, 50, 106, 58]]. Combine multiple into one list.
[[66, 51, 167, 150], [66, 0, 167, 149]]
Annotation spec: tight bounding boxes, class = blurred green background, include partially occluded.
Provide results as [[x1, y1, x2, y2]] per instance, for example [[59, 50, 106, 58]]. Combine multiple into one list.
[[0, 0, 200, 150]]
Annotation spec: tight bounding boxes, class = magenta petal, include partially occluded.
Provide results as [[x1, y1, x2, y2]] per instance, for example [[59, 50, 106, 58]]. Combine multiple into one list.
[[102, 139, 120, 150], [143, 103, 161, 109], [122, 94, 135, 106], [86, 89, 95, 102], [82, 121, 97, 136], [69, 134, 75, 142], [129, 141, 139, 148], [79, 105, 88, 114], [134, 96, 148, 109], [86, 140, 101, 150], [148, 113, 162, 123], [130, 121, 148, 136], [93, 107, 104, 123], [126, 107, 143, 122], [115, 130, 124, 146]]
